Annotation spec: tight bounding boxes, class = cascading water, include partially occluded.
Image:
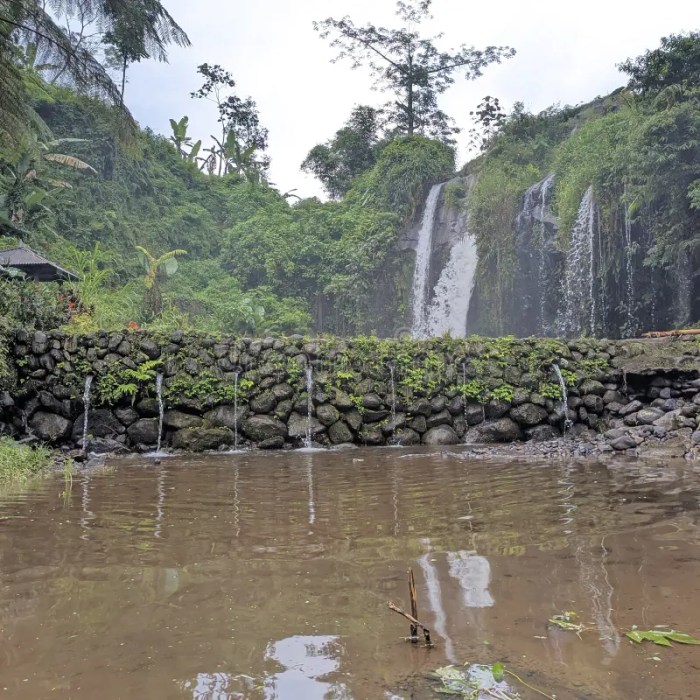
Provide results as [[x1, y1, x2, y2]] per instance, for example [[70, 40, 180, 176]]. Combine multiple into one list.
[[155, 373, 164, 454], [559, 186, 597, 337], [623, 191, 636, 337], [553, 364, 572, 432], [304, 365, 314, 448], [410, 184, 444, 338], [537, 174, 555, 332], [423, 234, 479, 337], [81, 375, 94, 453], [513, 173, 559, 336]]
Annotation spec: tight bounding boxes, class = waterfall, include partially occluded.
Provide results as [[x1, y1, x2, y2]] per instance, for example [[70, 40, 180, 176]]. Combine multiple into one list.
[[559, 186, 597, 336], [304, 366, 314, 448], [410, 184, 444, 338], [623, 194, 635, 337], [155, 373, 164, 454], [81, 375, 94, 453], [537, 174, 555, 332], [424, 234, 479, 337], [233, 370, 240, 450], [553, 364, 572, 432]]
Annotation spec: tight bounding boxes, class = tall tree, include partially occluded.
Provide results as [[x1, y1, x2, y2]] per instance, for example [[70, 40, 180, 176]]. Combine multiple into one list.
[[0, 0, 189, 150], [191, 63, 269, 178], [314, 0, 515, 143], [302, 105, 384, 198]]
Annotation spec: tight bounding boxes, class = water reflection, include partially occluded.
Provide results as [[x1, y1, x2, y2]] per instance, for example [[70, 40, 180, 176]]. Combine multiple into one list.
[[447, 552, 495, 608], [418, 539, 456, 662], [184, 671, 258, 699], [1, 450, 700, 700], [305, 455, 316, 526], [264, 635, 349, 699], [79, 472, 94, 540], [155, 465, 166, 539]]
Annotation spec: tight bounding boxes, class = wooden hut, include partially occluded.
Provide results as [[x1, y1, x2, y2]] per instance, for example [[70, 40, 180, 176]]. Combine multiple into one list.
[[0, 242, 78, 282]]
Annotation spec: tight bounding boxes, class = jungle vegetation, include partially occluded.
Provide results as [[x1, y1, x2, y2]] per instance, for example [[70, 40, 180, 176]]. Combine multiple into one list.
[[0, 0, 698, 338]]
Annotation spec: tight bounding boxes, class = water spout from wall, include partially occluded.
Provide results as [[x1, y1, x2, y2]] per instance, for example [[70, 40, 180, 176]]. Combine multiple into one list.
[[388, 363, 397, 443], [553, 364, 572, 432], [233, 369, 241, 450], [82, 374, 94, 454], [461, 363, 469, 444], [304, 365, 314, 449], [155, 373, 164, 454]]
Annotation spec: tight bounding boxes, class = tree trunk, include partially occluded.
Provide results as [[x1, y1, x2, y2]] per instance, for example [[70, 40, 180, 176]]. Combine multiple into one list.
[[407, 55, 415, 135], [120, 55, 127, 102]]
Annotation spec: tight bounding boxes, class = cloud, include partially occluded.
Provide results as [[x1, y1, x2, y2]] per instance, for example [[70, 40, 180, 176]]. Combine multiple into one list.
[[125, 0, 696, 198]]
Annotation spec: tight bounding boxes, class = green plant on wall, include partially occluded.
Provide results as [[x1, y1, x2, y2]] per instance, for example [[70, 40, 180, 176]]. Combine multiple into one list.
[[97, 359, 162, 404], [163, 370, 253, 406]]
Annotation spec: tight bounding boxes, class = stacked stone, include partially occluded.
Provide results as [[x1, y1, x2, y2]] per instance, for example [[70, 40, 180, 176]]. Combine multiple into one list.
[[603, 376, 700, 451], [0, 330, 698, 455]]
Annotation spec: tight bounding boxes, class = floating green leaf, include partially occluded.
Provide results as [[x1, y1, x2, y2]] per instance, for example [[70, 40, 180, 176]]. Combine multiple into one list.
[[626, 629, 700, 647]]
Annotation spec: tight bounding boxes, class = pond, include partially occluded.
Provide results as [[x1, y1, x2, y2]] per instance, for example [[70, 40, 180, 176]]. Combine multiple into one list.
[[1, 448, 699, 699]]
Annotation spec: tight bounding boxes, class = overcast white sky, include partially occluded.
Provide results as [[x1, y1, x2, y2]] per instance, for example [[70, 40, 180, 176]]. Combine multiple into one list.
[[125, 0, 697, 199]]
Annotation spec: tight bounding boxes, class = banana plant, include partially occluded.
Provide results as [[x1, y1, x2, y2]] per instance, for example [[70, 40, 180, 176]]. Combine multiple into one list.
[[169, 116, 202, 163], [0, 143, 96, 228], [135, 246, 187, 318], [208, 129, 267, 182]]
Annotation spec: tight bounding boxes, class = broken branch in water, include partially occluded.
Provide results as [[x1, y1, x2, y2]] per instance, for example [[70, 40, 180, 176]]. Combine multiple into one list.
[[388, 601, 432, 645], [409, 567, 418, 638], [642, 328, 700, 337]]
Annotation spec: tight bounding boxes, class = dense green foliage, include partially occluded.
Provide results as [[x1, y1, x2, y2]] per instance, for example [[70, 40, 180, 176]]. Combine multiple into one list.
[[0, 0, 189, 155], [0, 75, 455, 336], [301, 106, 385, 199], [467, 32, 700, 335]]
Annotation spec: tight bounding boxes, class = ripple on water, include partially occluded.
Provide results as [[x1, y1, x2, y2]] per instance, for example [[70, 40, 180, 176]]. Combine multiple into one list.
[[0, 448, 699, 700]]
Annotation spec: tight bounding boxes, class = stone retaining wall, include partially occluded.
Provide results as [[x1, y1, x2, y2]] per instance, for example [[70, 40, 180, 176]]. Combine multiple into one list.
[[1, 330, 699, 454]]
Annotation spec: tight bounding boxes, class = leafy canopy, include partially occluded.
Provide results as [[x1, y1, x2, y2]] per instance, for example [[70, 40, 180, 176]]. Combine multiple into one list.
[[314, 0, 515, 142], [1, 1, 189, 154], [301, 105, 385, 198]]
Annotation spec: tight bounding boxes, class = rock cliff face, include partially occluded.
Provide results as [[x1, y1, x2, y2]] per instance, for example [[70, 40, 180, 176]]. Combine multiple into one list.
[[1, 329, 699, 455]]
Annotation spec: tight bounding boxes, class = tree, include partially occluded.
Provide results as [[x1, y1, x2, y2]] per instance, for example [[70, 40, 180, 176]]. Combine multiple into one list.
[[619, 32, 700, 97], [301, 105, 385, 198], [468, 95, 507, 152], [0, 0, 189, 151], [314, 0, 515, 142], [191, 64, 269, 178], [135, 245, 187, 317]]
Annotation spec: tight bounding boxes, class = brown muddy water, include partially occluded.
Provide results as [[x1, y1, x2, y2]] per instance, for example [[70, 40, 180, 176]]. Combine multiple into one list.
[[1, 448, 700, 699]]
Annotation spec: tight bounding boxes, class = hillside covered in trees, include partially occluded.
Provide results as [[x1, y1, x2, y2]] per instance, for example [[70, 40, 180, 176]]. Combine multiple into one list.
[[0, 0, 698, 340]]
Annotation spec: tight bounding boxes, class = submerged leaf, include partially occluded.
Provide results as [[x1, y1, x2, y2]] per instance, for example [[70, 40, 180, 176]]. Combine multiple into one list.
[[626, 629, 700, 646]]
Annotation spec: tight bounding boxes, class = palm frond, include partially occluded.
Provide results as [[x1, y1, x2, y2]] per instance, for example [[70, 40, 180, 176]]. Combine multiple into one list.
[[43, 152, 97, 173]]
